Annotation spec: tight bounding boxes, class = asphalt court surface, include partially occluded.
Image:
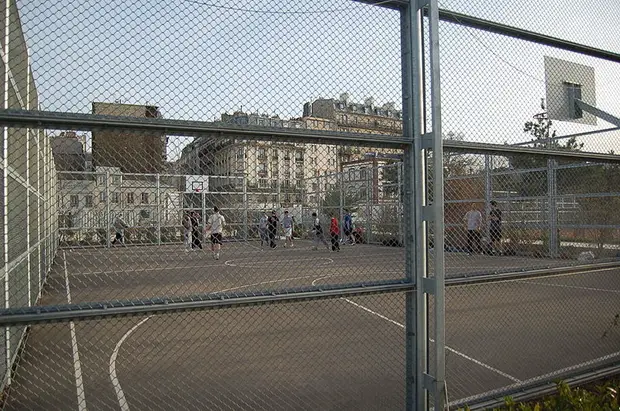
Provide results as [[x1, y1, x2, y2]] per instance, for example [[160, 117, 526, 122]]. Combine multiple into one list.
[[39, 241, 573, 305], [4, 243, 620, 410]]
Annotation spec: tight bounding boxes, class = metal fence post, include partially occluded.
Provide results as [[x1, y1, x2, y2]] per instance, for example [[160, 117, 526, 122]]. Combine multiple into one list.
[[243, 174, 248, 241], [429, 0, 447, 406], [26, 47, 31, 307], [156, 174, 161, 246], [484, 154, 492, 244], [339, 169, 344, 240], [2, 0, 10, 385], [401, 2, 426, 408], [105, 171, 111, 248], [547, 158, 558, 257]]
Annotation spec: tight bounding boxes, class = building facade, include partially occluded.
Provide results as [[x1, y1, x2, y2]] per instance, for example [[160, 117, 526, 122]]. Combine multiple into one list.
[[58, 167, 182, 243], [91, 102, 168, 174], [51, 131, 87, 173]]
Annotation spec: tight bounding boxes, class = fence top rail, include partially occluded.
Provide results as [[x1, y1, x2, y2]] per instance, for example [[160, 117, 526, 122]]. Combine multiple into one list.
[[357, 1, 620, 63], [0, 109, 409, 148], [444, 140, 620, 163]]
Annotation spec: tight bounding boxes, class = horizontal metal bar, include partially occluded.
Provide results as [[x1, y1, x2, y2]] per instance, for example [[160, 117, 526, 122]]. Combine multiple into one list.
[[356, 3, 620, 63], [445, 261, 620, 287], [3, 261, 616, 326], [0, 279, 413, 326], [0, 109, 409, 148], [455, 359, 620, 410], [444, 140, 620, 163], [437, 10, 620, 64], [511, 127, 620, 147]]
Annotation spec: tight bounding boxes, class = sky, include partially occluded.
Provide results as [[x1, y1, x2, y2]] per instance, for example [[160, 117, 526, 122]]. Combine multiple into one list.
[[15, 0, 620, 161]]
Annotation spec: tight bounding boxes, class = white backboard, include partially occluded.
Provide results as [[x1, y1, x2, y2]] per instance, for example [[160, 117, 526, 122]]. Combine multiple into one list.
[[544, 56, 596, 125], [185, 175, 209, 193]]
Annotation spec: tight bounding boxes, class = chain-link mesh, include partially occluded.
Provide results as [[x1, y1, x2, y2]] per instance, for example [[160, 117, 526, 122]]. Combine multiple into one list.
[[434, 0, 620, 407], [1, 0, 620, 409]]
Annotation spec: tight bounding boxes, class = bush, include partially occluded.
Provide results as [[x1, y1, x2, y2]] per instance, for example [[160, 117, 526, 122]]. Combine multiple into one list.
[[459, 378, 619, 410]]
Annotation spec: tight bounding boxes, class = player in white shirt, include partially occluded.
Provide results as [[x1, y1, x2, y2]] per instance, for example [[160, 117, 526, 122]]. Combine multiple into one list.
[[206, 206, 226, 260], [281, 210, 294, 248], [464, 207, 482, 254]]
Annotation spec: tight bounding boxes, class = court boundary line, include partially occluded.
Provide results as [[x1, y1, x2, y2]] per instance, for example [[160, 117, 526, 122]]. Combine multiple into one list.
[[64, 252, 87, 411], [108, 271, 340, 410], [310, 275, 522, 383]]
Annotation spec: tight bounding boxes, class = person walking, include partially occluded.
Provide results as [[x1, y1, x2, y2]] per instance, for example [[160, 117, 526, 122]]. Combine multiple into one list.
[[206, 206, 225, 260], [464, 206, 482, 254], [190, 210, 202, 250], [182, 212, 192, 252], [111, 214, 127, 245], [267, 210, 279, 249], [311, 212, 329, 251], [489, 200, 503, 255], [330, 215, 341, 252], [343, 210, 355, 245], [258, 212, 269, 249], [281, 210, 294, 248]]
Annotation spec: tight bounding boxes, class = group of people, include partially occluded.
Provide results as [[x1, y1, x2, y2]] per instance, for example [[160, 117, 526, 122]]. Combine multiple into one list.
[[176, 208, 358, 258], [464, 200, 502, 255], [257, 209, 356, 252], [258, 210, 295, 249], [311, 211, 356, 252], [182, 207, 226, 260]]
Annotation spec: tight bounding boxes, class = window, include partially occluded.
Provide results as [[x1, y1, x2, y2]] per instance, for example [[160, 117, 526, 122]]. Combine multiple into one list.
[[258, 162, 267, 177], [312, 183, 318, 191], [259, 179, 269, 188], [283, 179, 290, 188], [111, 192, 120, 204], [69, 195, 79, 207], [258, 148, 266, 159], [85, 195, 93, 208], [141, 193, 149, 204], [111, 175, 121, 185], [236, 161, 244, 172], [127, 192, 134, 204], [284, 171, 291, 179], [98, 175, 106, 186], [284, 151, 291, 160], [295, 151, 303, 162], [100, 192, 106, 202], [236, 148, 244, 159]]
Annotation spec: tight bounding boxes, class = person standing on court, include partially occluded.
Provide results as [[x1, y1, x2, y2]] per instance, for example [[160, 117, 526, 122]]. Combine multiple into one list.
[[343, 210, 355, 245], [281, 210, 294, 248], [190, 210, 202, 250], [463, 206, 482, 254], [488, 200, 503, 255], [330, 214, 341, 252], [258, 212, 269, 249], [111, 213, 127, 245], [206, 206, 225, 260], [311, 212, 329, 251], [182, 212, 192, 252], [267, 210, 279, 248]]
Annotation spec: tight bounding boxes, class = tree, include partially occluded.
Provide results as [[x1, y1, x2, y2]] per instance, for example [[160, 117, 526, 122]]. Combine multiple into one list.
[[508, 110, 584, 196]]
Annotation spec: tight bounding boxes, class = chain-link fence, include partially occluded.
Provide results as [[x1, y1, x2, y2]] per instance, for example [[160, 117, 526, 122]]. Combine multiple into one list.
[[1, 0, 620, 410]]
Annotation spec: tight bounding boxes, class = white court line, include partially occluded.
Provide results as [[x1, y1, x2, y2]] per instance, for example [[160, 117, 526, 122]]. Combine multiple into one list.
[[109, 316, 152, 411], [64, 252, 87, 411], [311, 275, 521, 383], [109, 272, 330, 410], [225, 257, 334, 268], [69, 263, 226, 277], [515, 280, 620, 294]]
